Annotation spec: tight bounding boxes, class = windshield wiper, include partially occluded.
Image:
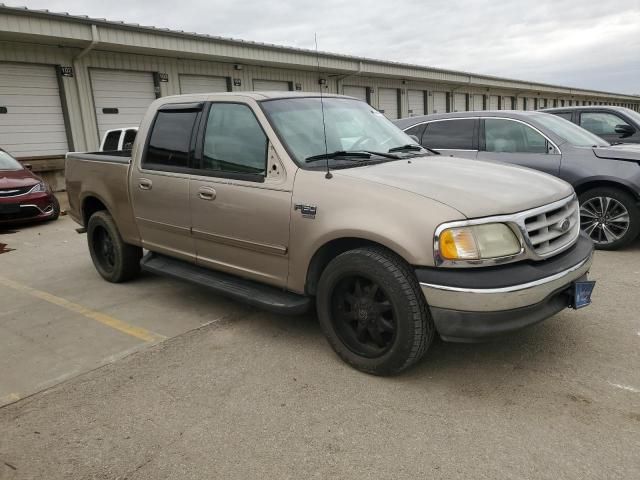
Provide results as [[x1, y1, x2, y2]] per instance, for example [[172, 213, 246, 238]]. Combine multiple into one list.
[[305, 151, 371, 163], [388, 144, 440, 155]]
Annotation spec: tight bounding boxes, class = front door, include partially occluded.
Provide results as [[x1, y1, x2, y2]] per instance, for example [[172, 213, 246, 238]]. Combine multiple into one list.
[[477, 118, 561, 176], [189, 102, 292, 287], [130, 105, 200, 262]]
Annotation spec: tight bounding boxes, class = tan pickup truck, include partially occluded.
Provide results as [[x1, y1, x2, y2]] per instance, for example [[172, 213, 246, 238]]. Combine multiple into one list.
[[66, 92, 595, 375]]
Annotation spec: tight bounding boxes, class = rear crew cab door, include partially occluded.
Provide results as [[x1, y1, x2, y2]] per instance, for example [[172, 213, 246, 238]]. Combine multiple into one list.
[[129, 102, 203, 262], [188, 101, 292, 288], [418, 118, 479, 159], [476, 118, 561, 176]]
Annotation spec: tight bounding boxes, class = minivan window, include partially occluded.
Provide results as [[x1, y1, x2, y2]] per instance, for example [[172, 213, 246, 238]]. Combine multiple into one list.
[[0, 150, 22, 170], [202, 103, 267, 175], [552, 112, 573, 121], [535, 113, 609, 147], [422, 119, 476, 150], [484, 119, 547, 153], [580, 112, 631, 136], [144, 110, 199, 168]]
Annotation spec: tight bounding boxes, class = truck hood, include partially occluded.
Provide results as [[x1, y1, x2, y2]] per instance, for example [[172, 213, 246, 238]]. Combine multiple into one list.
[[592, 145, 640, 162], [335, 156, 573, 218]]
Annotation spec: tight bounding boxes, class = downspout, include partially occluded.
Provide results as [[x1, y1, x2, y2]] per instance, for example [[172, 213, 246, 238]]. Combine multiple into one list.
[[73, 24, 99, 150], [333, 61, 363, 93]]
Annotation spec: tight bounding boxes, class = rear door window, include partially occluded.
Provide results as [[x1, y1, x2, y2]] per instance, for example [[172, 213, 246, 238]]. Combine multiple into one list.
[[552, 112, 573, 122], [144, 109, 199, 169], [422, 119, 476, 149]]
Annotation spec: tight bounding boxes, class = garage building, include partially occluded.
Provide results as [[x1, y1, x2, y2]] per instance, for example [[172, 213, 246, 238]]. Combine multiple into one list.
[[0, 4, 638, 188]]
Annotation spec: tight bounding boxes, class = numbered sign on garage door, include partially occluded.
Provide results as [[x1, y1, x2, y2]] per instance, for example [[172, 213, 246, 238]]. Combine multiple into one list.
[[90, 69, 156, 141], [0, 63, 69, 158], [378, 88, 399, 119], [253, 79, 291, 91], [407, 90, 424, 116], [179, 75, 228, 94], [453, 93, 467, 112], [343, 85, 367, 102], [432, 92, 447, 113]]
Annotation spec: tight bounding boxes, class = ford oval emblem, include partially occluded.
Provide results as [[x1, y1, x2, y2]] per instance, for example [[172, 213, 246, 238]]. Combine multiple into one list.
[[560, 219, 571, 232]]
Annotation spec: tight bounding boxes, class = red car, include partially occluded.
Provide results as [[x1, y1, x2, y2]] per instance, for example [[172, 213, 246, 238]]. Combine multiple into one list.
[[0, 149, 60, 225]]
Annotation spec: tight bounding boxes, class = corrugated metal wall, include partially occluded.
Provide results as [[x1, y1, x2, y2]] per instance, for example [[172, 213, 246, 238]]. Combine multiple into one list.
[[0, 38, 638, 157]]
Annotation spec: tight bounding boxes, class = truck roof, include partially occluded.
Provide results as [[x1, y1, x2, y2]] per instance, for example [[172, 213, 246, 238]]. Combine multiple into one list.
[[156, 91, 358, 102]]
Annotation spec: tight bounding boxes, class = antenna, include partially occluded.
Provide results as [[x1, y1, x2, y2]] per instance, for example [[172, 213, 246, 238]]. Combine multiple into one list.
[[315, 33, 332, 179]]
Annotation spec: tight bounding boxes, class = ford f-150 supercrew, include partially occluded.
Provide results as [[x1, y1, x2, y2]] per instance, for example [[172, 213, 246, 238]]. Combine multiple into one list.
[[65, 92, 595, 375]]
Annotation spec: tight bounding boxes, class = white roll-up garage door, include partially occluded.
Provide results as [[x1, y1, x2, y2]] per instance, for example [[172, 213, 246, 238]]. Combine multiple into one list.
[[0, 63, 68, 158], [517, 97, 525, 110], [343, 85, 367, 102], [90, 69, 156, 141], [432, 92, 447, 113], [526, 97, 535, 111], [253, 79, 290, 91], [502, 97, 513, 110], [489, 95, 499, 110], [378, 88, 399, 119], [407, 90, 424, 116], [180, 75, 228, 94], [471, 94, 484, 111], [453, 93, 467, 112]]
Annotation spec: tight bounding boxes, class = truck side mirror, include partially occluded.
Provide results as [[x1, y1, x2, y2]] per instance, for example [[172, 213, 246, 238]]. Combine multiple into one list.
[[614, 124, 635, 137]]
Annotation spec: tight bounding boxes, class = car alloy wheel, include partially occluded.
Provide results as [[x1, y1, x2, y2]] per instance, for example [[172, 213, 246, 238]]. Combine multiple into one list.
[[330, 274, 397, 358], [580, 196, 630, 245]]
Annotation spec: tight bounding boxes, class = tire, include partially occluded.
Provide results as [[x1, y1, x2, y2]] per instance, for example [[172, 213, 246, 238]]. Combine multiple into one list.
[[87, 210, 142, 282], [578, 187, 640, 250], [316, 246, 434, 376], [48, 195, 60, 221]]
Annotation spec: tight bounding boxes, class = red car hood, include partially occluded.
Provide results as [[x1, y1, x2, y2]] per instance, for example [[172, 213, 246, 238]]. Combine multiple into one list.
[[0, 168, 39, 189]]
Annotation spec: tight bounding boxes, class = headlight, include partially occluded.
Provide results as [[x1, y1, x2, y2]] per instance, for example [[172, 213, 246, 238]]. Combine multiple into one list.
[[28, 182, 46, 193], [438, 223, 521, 261]]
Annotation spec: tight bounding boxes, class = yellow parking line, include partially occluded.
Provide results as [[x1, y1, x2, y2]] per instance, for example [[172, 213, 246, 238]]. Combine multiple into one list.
[[0, 276, 165, 343]]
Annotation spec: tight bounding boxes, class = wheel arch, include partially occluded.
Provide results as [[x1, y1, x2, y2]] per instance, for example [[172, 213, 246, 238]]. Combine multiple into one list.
[[81, 193, 111, 227], [573, 177, 640, 202], [305, 237, 407, 296]]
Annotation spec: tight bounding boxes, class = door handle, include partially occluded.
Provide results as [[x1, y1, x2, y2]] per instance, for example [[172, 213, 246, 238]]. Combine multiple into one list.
[[198, 187, 216, 201], [138, 178, 152, 190]]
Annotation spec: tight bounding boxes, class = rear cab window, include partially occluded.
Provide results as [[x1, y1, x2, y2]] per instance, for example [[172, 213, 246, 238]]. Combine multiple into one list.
[[102, 131, 121, 151]]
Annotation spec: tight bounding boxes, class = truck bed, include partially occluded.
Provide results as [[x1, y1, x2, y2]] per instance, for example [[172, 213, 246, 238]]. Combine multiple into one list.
[[65, 151, 141, 245]]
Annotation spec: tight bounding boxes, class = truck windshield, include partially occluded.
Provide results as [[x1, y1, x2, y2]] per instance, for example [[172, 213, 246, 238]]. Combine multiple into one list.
[[260, 97, 417, 165], [534, 113, 609, 147], [0, 150, 22, 170]]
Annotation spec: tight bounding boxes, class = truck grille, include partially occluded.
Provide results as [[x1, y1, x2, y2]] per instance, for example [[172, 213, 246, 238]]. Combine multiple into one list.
[[524, 197, 580, 257]]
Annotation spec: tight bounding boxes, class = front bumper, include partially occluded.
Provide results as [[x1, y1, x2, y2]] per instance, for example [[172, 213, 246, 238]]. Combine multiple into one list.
[[0, 192, 57, 224], [417, 234, 594, 342]]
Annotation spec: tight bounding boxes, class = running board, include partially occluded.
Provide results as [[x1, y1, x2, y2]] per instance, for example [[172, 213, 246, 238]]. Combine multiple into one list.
[[140, 253, 310, 315]]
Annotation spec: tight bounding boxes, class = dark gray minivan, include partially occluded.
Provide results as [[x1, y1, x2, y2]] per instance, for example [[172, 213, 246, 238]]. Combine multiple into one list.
[[542, 106, 640, 145], [394, 111, 640, 250]]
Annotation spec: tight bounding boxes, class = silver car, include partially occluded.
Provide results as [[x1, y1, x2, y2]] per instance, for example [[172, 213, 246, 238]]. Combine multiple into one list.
[[395, 111, 640, 250]]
